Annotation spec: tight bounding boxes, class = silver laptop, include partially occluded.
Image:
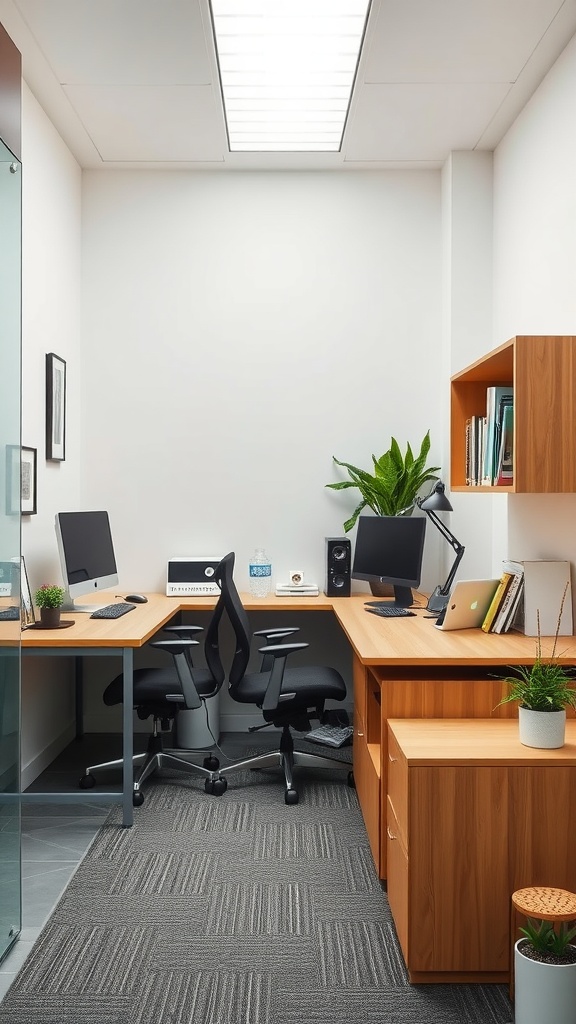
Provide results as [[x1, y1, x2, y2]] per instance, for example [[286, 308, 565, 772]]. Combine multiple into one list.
[[435, 578, 500, 631]]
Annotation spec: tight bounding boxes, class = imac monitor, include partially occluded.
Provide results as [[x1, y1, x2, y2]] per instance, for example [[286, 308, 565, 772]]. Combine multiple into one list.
[[55, 511, 119, 612], [352, 514, 426, 607]]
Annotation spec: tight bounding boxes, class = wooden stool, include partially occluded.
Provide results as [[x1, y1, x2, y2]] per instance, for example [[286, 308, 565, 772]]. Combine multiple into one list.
[[510, 887, 576, 1001]]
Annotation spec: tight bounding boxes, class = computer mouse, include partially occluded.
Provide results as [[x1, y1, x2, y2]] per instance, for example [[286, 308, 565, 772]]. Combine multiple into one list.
[[124, 594, 148, 604]]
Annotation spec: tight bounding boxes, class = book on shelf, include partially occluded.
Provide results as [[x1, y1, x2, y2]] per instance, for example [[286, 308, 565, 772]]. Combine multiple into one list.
[[465, 414, 486, 486], [495, 401, 514, 485], [481, 386, 513, 485], [481, 571, 514, 632], [491, 561, 524, 633]]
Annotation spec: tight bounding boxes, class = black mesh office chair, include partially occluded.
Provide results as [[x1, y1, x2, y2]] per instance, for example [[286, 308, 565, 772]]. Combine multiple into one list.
[[204, 551, 353, 804], [79, 619, 225, 805]]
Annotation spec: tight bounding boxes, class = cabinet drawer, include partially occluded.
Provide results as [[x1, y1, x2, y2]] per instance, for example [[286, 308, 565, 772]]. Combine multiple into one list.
[[353, 711, 380, 871], [386, 796, 409, 962], [387, 727, 408, 849]]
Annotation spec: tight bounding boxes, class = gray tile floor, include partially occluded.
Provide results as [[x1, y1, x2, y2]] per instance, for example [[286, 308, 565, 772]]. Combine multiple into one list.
[[0, 727, 297, 1001]]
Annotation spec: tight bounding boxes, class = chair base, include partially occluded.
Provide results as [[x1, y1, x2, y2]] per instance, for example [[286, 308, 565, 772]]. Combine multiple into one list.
[[211, 724, 352, 803], [79, 727, 219, 804]]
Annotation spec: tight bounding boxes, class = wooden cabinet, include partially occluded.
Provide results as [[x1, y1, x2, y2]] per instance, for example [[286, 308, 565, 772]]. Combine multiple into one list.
[[386, 719, 576, 983], [450, 335, 576, 492]]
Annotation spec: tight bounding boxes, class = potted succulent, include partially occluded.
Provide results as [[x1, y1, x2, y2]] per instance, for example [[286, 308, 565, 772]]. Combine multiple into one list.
[[514, 910, 576, 1024], [495, 584, 576, 748], [34, 583, 65, 628], [326, 431, 440, 532]]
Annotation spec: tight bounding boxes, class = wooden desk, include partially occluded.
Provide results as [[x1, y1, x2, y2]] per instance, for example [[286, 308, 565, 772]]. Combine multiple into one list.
[[386, 718, 576, 983], [329, 598, 576, 878], [17, 592, 576, 836]]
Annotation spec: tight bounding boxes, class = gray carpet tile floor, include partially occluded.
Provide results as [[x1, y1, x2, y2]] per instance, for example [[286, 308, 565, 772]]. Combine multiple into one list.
[[0, 731, 514, 1023]]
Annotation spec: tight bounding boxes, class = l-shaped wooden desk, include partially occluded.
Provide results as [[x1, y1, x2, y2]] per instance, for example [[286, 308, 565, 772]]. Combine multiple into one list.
[[18, 590, 576, 840]]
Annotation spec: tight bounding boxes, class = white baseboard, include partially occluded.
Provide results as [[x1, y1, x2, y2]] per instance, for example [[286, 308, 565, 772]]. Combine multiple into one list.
[[21, 722, 76, 791]]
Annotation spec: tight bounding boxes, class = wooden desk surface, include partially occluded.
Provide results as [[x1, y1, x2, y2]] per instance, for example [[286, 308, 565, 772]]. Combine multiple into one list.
[[388, 718, 576, 764], [14, 590, 576, 664], [331, 596, 576, 666]]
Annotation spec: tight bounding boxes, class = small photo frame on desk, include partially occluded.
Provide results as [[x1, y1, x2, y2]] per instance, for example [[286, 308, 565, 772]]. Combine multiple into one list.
[[20, 556, 35, 628], [46, 352, 66, 461]]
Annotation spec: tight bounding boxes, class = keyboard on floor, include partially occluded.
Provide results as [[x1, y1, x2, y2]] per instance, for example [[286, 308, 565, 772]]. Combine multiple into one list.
[[90, 602, 136, 619], [305, 724, 354, 748], [364, 604, 415, 618]]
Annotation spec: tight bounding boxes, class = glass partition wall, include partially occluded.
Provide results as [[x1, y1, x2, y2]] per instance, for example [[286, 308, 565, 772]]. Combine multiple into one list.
[[0, 139, 22, 963]]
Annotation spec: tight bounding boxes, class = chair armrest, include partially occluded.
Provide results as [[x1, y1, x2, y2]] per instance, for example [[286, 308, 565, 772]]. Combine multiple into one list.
[[150, 639, 202, 710], [162, 625, 204, 638], [257, 642, 309, 712], [254, 628, 301, 671]]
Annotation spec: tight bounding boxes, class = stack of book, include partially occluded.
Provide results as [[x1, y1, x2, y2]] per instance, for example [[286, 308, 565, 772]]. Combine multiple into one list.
[[465, 385, 514, 487], [481, 560, 524, 633]]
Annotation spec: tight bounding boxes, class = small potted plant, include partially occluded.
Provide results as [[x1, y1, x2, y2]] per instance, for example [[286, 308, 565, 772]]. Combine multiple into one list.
[[34, 583, 65, 628], [325, 431, 440, 532], [514, 906, 576, 1023], [495, 583, 576, 748]]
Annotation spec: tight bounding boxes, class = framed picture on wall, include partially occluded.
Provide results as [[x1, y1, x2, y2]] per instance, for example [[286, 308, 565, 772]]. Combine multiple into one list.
[[6, 445, 38, 515], [21, 446, 37, 514], [46, 352, 66, 461]]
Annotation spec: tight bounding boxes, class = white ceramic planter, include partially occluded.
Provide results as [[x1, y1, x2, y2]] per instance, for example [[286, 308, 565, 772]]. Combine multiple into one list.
[[514, 939, 576, 1023], [518, 707, 566, 748]]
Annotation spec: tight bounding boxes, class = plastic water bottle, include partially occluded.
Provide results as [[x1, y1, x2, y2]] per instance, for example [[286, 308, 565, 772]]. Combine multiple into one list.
[[249, 548, 272, 597]]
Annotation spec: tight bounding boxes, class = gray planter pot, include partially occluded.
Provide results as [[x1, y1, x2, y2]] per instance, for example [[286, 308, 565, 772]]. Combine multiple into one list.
[[514, 939, 576, 1023], [518, 707, 566, 748]]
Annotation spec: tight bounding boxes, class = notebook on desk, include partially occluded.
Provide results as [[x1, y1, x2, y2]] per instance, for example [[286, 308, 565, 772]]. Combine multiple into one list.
[[434, 578, 500, 631]]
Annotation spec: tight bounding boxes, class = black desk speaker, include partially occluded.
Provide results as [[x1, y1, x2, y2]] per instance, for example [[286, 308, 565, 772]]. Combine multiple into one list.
[[325, 537, 351, 597]]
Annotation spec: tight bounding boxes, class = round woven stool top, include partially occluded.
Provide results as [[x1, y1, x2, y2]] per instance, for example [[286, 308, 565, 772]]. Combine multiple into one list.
[[512, 886, 576, 922]]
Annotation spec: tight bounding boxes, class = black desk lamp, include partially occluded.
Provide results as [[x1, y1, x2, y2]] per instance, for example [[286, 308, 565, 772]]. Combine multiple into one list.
[[417, 482, 465, 615]]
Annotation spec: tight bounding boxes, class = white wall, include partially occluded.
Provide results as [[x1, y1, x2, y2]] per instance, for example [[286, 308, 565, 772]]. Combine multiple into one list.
[[491, 30, 576, 590], [20, 83, 83, 784], [79, 169, 444, 728]]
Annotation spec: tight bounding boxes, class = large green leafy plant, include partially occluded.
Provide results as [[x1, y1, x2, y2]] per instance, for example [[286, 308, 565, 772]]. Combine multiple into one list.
[[326, 431, 440, 533]]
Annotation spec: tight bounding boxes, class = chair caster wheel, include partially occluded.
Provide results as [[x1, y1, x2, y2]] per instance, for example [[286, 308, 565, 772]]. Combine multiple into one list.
[[205, 777, 227, 796], [347, 771, 355, 788], [203, 755, 219, 771], [133, 790, 145, 807], [79, 773, 96, 789], [285, 788, 299, 805]]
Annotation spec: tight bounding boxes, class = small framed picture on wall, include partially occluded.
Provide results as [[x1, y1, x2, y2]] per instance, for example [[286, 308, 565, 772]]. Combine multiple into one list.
[[46, 352, 66, 461], [21, 446, 37, 514]]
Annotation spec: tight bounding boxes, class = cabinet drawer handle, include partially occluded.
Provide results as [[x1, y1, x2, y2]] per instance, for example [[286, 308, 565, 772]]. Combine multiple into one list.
[[387, 826, 397, 841], [388, 754, 397, 762], [356, 729, 364, 738]]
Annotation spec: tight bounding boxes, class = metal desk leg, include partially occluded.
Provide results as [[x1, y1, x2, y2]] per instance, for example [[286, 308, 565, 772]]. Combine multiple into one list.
[[75, 656, 84, 738], [122, 647, 134, 828]]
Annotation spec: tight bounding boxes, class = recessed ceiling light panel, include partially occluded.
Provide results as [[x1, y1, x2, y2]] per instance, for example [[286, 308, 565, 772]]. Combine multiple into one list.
[[210, 0, 372, 152]]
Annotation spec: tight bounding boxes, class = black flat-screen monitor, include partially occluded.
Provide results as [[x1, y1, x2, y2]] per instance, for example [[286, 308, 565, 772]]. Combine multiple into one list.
[[55, 510, 119, 612], [352, 514, 427, 607]]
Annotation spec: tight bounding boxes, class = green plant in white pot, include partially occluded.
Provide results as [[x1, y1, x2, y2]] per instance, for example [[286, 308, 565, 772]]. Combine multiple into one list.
[[495, 584, 576, 748], [326, 431, 440, 533]]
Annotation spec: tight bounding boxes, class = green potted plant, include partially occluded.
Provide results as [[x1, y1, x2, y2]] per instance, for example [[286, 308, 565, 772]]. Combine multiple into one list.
[[514, 906, 576, 1024], [326, 431, 440, 532], [495, 584, 576, 748], [34, 583, 65, 628]]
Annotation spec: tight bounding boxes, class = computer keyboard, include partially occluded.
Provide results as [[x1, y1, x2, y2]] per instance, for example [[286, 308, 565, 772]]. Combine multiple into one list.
[[90, 602, 136, 619], [365, 604, 415, 618], [0, 606, 19, 620], [305, 724, 354, 748]]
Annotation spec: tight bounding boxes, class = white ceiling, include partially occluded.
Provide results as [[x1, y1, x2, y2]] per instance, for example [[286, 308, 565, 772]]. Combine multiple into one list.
[[1, 0, 575, 171]]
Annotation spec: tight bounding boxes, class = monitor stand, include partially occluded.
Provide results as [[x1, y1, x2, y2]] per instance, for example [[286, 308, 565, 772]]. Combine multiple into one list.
[[366, 585, 414, 608]]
